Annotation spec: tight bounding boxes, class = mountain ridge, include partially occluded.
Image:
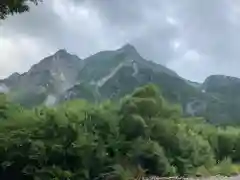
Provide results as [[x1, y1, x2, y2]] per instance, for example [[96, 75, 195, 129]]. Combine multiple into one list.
[[1, 44, 240, 124]]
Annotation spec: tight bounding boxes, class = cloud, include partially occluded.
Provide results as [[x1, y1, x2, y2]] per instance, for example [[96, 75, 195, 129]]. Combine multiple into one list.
[[0, 34, 52, 79], [1, 0, 240, 81]]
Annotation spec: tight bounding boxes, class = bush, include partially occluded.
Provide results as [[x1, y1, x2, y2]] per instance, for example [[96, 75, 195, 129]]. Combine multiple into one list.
[[210, 158, 240, 176]]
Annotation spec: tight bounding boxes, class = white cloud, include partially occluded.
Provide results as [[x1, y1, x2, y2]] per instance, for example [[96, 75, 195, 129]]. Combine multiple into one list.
[[167, 50, 216, 82], [0, 35, 54, 78]]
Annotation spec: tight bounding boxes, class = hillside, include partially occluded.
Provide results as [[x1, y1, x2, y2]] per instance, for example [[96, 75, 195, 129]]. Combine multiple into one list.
[[1, 44, 240, 124]]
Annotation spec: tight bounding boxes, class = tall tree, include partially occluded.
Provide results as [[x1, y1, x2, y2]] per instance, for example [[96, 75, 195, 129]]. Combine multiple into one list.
[[0, 0, 41, 19]]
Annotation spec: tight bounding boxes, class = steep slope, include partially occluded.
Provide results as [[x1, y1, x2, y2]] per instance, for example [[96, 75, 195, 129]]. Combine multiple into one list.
[[63, 44, 200, 108], [77, 44, 178, 84], [2, 49, 83, 107]]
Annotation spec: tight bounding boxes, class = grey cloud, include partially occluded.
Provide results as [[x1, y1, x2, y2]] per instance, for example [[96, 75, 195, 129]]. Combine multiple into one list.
[[1, 1, 64, 45], [78, 0, 240, 81], [173, 0, 240, 61], [1, 1, 119, 56], [86, 0, 166, 27], [80, 0, 181, 63], [1, 0, 240, 81], [84, 0, 240, 62]]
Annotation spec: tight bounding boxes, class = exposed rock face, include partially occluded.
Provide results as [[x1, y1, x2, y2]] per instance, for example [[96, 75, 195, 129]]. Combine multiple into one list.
[[3, 44, 240, 124], [1, 49, 83, 107]]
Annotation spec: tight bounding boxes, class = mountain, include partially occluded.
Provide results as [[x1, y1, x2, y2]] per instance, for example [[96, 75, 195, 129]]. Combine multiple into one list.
[[1, 49, 83, 107], [201, 75, 240, 124], [1, 44, 240, 124], [60, 44, 197, 104]]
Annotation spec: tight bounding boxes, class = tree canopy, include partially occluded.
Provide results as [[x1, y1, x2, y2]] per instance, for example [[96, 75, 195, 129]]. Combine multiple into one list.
[[0, 0, 41, 19], [0, 84, 240, 179]]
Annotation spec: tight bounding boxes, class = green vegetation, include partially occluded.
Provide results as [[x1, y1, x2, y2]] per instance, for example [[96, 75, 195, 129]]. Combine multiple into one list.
[[0, 0, 42, 19], [3, 45, 240, 125], [1, 84, 240, 179]]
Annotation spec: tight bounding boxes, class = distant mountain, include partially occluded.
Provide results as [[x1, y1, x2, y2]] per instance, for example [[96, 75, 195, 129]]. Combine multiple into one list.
[[1, 44, 240, 124], [203, 75, 240, 93], [201, 75, 240, 124], [1, 49, 83, 107]]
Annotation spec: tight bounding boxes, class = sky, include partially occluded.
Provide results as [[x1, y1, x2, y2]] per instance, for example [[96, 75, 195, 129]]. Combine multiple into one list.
[[1, 0, 240, 82]]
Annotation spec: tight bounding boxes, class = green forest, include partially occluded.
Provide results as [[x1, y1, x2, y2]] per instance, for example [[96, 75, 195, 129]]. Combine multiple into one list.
[[1, 84, 240, 179]]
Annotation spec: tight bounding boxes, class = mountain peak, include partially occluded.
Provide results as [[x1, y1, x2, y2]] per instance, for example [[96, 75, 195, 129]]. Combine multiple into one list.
[[55, 49, 68, 56], [118, 43, 137, 53], [116, 43, 142, 60], [121, 43, 136, 50]]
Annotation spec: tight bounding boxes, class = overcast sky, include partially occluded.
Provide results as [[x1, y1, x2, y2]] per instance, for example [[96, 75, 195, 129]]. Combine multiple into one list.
[[1, 0, 240, 82]]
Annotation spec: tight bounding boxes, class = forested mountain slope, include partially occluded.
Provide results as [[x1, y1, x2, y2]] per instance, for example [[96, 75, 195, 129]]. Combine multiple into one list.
[[1, 44, 240, 124]]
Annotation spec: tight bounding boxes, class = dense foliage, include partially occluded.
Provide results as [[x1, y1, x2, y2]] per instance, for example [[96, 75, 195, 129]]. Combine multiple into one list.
[[0, 0, 41, 19], [0, 84, 240, 179]]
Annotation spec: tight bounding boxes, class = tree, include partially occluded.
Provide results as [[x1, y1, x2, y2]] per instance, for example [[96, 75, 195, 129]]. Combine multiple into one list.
[[0, 0, 42, 20], [130, 138, 172, 176], [2, 84, 240, 179]]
